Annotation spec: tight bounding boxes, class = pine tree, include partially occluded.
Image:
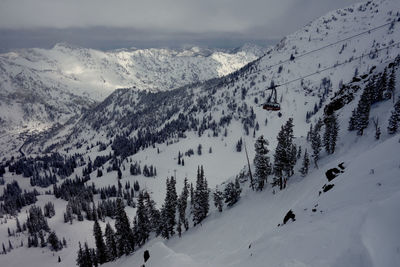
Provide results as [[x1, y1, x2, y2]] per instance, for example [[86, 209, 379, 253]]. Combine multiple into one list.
[[213, 187, 223, 212], [193, 166, 209, 226], [224, 178, 242, 207], [177, 178, 189, 231], [177, 218, 182, 238], [16, 218, 22, 233], [135, 192, 150, 246], [236, 138, 243, 152], [273, 118, 295, 189], [297, 146, 302, 159], [48, 231, 61, 251], [91, 248, 98, 267], [377, 68, 388, 101], [104, 223, 117, 261], [348, 109, 357, 131], [83, 242, 93, 267], [311, 126, 322, 169], [114, 198, 135, 256], [162, 177, 178, 238], [117, 168, 122, 179], [76, 242, 85, 267], [39, 230, 46, 247], [144, 192, 161, 234], [356, 93, 371, 136], [26, 205, 50, 234], [253, 135, 272, 190], [388, 68, 396, 102], [388, 99, 400, 134], [299, 149, 310, 177], [324, 113, 339, 154], [93, 219, 107, 264], [388, 68, 396, 103]]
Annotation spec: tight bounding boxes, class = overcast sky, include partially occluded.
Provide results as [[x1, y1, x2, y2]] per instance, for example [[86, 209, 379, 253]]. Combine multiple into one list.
[[0, 0, 359, 51]]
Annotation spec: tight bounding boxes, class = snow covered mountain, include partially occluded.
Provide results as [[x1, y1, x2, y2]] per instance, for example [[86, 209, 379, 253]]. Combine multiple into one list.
[[0, 44, 264, 156], [1, 0, 400, 267]]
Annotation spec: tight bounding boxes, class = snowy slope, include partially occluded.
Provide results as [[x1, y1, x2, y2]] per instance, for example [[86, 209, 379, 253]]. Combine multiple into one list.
[[103, 134, 400, 267], [1, 0, 400, 267]]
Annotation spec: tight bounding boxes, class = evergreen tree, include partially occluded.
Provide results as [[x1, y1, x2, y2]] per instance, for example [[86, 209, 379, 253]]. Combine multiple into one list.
[[213, 187, 223, 212], [76, 242, 85, 267], [224, 179, 242, 207], [162, 177, 178, 238], [93, 219, 107, 264], [299, 149, 310, 177], [348, 109, 357, 131], [44, 201, 56, 218], [83, 242, 93, 267], [114, 198, 135, 256], [253, 135, 272, 190], [104, 223, 117, 261], [47, 231, 61, 251], [31, 233, 39, 247], [356, 93, 371, 136], [324, 113, 339, 154], [27, 205, 50, 234], [16, 218, 22, 233], [193, 166, 209, 226], [273, 118, 295, 189], [135, 192, 150, 246], [236, 138, 243, 152], [311, 125, 322, 169], [349, 83, 373, 135], [388, 99, 400, 134], [388, 68, 396, 101], [177, 177, 189, 231], [144, 192, 161, 234], [91, 248, 98, 267], [377, 68, 388, 102], [39, 230, 46, 247]]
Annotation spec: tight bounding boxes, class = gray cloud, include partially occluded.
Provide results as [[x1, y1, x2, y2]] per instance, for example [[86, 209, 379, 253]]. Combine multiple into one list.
[[0, 0, 358, 50]]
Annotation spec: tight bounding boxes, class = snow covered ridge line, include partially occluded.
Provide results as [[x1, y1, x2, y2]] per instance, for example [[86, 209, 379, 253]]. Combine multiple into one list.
[[0, 43, 265, 100], [0, 44, 263, 158]]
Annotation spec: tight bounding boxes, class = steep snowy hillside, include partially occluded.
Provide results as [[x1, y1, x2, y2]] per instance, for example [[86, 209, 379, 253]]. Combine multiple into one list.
[[104, 133, 400, 267], [1, 0, 400, 267], [0, 44, 263, 157]]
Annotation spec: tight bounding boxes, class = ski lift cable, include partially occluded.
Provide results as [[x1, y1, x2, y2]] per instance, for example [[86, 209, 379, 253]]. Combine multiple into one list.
[[253, 20, 397, 76], [272, 41, 400, 89]]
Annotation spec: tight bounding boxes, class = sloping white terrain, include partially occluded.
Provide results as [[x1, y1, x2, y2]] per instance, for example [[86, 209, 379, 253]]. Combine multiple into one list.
[[0, 0, 400, 267]]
